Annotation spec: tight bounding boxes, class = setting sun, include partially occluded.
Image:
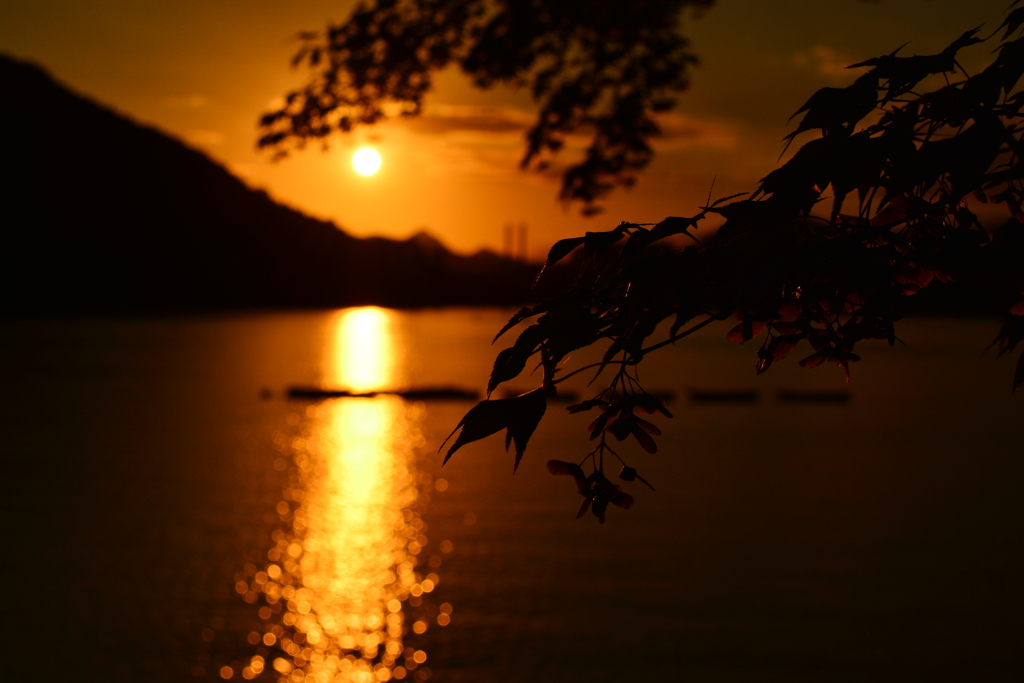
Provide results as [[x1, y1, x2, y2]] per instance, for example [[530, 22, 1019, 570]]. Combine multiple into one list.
[[352, 147, 382, 175]]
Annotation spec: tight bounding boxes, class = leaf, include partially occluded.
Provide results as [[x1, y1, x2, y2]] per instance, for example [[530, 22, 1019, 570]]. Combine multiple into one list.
[[727, 318, 768, 344], [493, 307, 535, 343], [440, 388, 546, 471], [632, 393, 673, 418], [648, 215, 702, 243], [547, 459, 585, 478], [486, 324, 546, 395], [620, 227, 654, 262], [785, 73, 878, 142], [609, 491, 635, 509], [631, 426, 658, 454], [634, 417, 662, 437], [588, 408, 615, 440], [799, 351, 829, 369], [772, 338, 799, 363], [726, 323, 747, 344], [542, 236, 587, 271], [548, 460, 589, 495], [487, 347, 518, 395], [567, 397, 608, 414], [441, 400, 514, 464], [608, 415, 633, 441], [583, 226, 628, 260], [507, 388, 548, 472], [1001, 8, 1024, 41], [619, 466, 655, 490]]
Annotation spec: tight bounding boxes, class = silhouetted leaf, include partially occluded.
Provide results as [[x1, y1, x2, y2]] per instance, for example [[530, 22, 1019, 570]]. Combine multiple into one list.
[[441, 400, 514, 464], [583, 225, 628, 260], [547, 459, 584, 477], [542, 236, 587, 271], [507, 389, 548, 472], [621, 227, 654, 262], [610, 491, 635, 510], [1001, 8, 1024, 41], [493, 306, 535, 343], [487, 324, 546, 395], [649, 215, 701, 243], [440, 387, 546, 470], [727, 318, 768, 343], [619, 466, 655, 490], [548, 460, 588, 495], [634, 417, 662, 437], [785, 73, 878, 142], [567, 397, 609, 414], [487, 348, 519, 395], [632, 393, 673, 418], [799, 351, 829, 369], [608, 416, 633, 441], [631, 426, 658, 454], [588, 408, 615, 441]]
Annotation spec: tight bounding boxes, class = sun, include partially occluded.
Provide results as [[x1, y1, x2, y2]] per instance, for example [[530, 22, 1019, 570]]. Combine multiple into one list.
[[352, 147, 382, 175]]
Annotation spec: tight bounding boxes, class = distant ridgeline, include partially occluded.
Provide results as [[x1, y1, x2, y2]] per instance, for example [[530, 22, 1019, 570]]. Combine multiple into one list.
[[0, 55, 538, 314]]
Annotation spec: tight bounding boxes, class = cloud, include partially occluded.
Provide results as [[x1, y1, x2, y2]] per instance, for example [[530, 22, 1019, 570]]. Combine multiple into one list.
[[652, 112, 739, 151], [401, 104, 533, 136], [793, 45, 862, 81], [400, 104, 735, 149], [163, 94, 208, 109], [379, 103, 737, 181]]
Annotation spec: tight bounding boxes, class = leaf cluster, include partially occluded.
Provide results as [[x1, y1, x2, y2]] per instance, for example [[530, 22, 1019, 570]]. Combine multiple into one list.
[[259, 0, 712, 213], [445, 10, 1024, 520]]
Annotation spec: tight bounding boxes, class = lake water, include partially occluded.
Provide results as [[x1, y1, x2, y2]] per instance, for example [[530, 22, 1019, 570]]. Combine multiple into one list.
[[2, 309, 1023, 682]]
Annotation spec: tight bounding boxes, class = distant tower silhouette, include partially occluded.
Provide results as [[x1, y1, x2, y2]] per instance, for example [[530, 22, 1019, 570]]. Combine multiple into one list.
[[503, 222, 514, 259], [517, 222, 527, 262]]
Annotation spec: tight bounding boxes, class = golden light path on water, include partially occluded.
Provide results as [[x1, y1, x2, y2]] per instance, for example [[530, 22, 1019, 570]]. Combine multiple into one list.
[[241, 308, 438, 683]]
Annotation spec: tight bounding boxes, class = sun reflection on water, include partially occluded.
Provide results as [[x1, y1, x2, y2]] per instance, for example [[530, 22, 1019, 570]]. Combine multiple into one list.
[[241, 308, 438, 682]]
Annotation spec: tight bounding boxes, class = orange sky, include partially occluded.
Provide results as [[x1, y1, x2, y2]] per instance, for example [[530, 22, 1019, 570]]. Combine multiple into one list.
[[0, 0, 1011, 257]]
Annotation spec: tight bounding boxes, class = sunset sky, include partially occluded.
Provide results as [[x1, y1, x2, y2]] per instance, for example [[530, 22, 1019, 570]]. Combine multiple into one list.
[[0, 0, 1012, 257]]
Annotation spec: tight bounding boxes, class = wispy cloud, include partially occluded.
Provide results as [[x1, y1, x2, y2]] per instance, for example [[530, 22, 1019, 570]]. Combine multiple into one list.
[[376, 104, 738, 182], [793, 45, 862, 81], [401, 104, 735, 148], [163, 94, 208, 109], [653, 112, 739, 151], [400, 104, 533, 136]]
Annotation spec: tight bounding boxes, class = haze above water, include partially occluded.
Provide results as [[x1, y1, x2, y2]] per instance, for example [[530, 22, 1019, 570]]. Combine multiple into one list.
[[2, 309, 1022, 682]]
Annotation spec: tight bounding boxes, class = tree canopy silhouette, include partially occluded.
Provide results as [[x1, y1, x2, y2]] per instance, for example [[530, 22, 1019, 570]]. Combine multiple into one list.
[[268, 2, 1024, 522], [258, 0, 712, 214]]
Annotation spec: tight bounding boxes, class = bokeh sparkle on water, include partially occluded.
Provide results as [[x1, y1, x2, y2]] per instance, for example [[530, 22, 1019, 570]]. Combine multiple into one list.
[[235, 309, 440, 683]]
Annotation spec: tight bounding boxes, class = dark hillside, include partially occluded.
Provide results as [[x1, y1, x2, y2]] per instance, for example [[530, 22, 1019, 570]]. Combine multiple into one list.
[[0, 55, 537, 314]]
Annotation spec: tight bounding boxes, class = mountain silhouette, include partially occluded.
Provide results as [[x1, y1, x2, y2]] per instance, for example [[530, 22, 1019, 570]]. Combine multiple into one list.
[[0, 54, 537, 314]]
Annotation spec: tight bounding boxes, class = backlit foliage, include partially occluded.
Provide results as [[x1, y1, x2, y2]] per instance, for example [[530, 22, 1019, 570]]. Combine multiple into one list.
[[259, 0, 712, 213], [444, 9, 1024, 520]]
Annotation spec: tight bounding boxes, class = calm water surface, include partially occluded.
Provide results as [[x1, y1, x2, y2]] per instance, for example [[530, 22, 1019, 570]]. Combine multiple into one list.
[[1, 309, 1023, 682]]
